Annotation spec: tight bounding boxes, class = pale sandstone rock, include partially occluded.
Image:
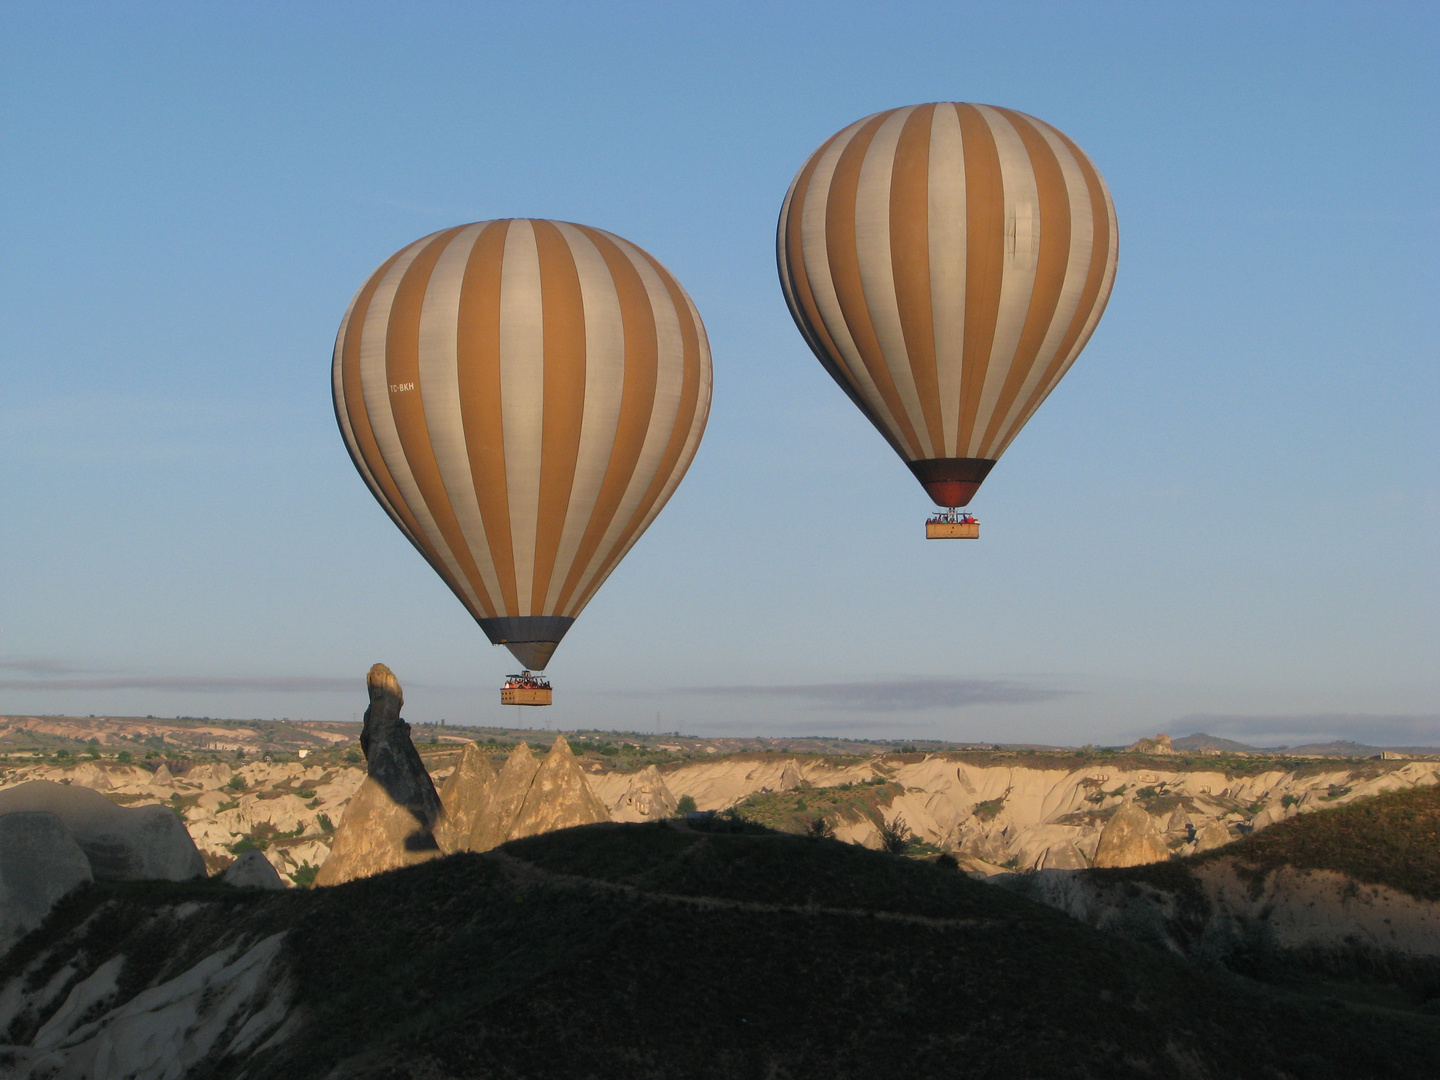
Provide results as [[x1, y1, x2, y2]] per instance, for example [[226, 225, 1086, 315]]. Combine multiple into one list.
[[507, 736, 610, 841], [1092, 799, 1170, 868], [435, 742, 498, 852], [0, 812, 94, 951], [1193, 821, 1233, 853], [220, 849, 284, 890], [313, 776, 441, 885], [314, 666, 443, 886], [609, 765, 678, 822], [0, 780, 204, 882], [64, 762, 112, 791], [468, 742, 540, 852]]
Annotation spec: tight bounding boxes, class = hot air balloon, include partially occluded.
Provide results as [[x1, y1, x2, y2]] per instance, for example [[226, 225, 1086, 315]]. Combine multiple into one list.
[[333, 219, 712, 703], [777, 103, 1117, 538]]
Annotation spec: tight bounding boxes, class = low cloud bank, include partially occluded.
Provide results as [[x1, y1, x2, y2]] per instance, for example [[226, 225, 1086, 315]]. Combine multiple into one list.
[[679, 678, 1072, 713], [0, 674, 357, 693]]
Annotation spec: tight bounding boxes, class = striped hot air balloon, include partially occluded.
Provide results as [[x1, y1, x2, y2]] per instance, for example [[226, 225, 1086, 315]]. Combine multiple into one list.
[[333, 219, 712, 681], [777, 103, 1118, 533]]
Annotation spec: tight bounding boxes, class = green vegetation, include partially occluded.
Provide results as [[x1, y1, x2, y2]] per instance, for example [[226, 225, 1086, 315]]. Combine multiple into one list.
[[877, 816, 911, 854], [675, 794, 697, 814], [291, 863, 320, 888], [1199, 782, 1440, 902], [316, 813, 335, 833], [973, 795, 1006, 821], [732, 778, 903, 838]]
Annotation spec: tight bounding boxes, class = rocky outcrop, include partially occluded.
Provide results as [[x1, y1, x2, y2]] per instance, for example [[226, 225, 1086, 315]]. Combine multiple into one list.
[[508, 736, 610, 841], [1092, 798, 1170, 868], [315, 666, 444, 886], [0, 924, 295, 1079], [0, 779, 204, 882], [999, 856, 1440, 975], [609, 765, 678, 822], [468, 742, 541, 852], [221, 848, 285, 890], [314, 776, 442, 886], [1126, 734, 1177, 755], [0, 812, 93, 952], [435, 742, 498, 852], [358, 663, 442, 832]]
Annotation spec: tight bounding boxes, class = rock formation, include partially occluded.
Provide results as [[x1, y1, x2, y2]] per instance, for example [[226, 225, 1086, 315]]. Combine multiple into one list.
[[1092, 798, 1170, 868], [1126, 733, 1177, 755], [315, 665, 444, 886], [508, 736, 610, 841], [777, 758, 804, 792], [220, 848, 285, 889], [0, 779, 205, 881], [467, 742, 541, 852], [610, 764, 679, 822], [358, 663, 442, 829], [435, 741, 498, 852], [0, 812, 93, 952], [461, 737, 610, 852]]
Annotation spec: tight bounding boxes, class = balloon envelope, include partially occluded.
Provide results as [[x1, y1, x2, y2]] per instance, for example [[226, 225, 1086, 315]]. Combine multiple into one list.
[[778, 103, 1117, 508], [333, 219, 712, 669]]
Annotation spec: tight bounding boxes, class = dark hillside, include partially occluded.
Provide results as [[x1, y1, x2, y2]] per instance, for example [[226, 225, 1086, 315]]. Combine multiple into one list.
[[8, 822, 1439, 1079], [1197, 782, 1440, 901]]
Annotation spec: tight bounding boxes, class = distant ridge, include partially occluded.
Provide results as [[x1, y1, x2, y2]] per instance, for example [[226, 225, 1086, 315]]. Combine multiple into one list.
[[1171, 733, 1440, 758], [1169, 733, 1256, 752]]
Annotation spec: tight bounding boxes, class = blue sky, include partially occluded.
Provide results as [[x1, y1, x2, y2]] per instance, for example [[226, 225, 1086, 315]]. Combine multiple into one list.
[[2, 2, 1436, 746]]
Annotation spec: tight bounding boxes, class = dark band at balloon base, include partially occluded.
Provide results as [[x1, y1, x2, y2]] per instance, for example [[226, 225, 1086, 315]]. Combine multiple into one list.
[[907, 458, 996, 508]]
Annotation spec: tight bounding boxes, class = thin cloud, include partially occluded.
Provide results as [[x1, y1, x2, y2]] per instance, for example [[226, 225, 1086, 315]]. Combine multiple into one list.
[[675, 678, 1073, 713], [1176, 713, 1440, 748], [0, 658, 91, 676], [0, 675, 359, 693]]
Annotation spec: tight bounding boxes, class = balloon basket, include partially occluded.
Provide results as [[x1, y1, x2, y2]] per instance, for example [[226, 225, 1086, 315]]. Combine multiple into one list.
[[501, 672, 553, 706], [926, 512, 979, 540]]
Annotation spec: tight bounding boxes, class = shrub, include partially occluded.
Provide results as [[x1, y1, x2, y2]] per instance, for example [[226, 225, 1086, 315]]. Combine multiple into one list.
[[935, 852, 959, 870], [317, 813, 335, 833], [296, 789, 316, 800], [806, 817, 835, 840], [117, 751, 132, 763], [227, 775, 246, 792], [878, 817, 912, 855], [344, 749, 361, 764], [292, 863, 320, 888], [1281, 794, 1301, 809], [974, 797, 1006, 822], [676, 795, 697, 815]]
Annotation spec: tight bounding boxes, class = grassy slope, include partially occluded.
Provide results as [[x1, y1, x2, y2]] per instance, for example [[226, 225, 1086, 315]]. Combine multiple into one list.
[[8, 823, 1440, 1080], [1196, 782, 1440, 901]]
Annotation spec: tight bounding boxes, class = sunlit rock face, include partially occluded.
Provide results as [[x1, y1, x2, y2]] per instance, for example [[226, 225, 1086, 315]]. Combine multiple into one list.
[[435, 742, 498, 853], [313, 776, 443, 885], [507, 736, 611, 841], [468, 742, 542, 853], [1092, 799, 1171, 868], [315, 666, 445, 887], [609, 765, 679, 823]]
